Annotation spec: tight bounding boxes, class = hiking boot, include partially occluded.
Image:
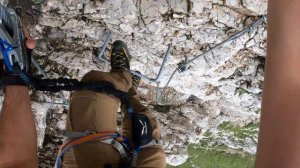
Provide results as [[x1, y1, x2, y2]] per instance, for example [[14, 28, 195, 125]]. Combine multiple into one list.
[[131, 71, 141, 91], [110, 40, 131, 71]]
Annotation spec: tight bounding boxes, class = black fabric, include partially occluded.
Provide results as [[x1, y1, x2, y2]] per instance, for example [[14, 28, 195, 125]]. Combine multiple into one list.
[[30, 77, 131, 108], [1, 74, 26, 86], [0, 61, 31, 87], [132, 114, 153, 147]]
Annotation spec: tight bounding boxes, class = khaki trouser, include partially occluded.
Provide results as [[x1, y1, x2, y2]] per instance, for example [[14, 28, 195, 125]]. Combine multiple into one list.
[[62, 70, 166, 168]]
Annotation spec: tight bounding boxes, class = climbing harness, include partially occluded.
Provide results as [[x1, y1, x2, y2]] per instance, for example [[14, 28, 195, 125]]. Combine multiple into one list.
[[56, 130, 163, 168], [56, 131, 132, 168]]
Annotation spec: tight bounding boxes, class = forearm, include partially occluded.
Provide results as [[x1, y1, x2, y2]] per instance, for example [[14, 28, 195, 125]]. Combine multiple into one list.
[[256, 0, 300, 167], [0, 86, 38, 167]]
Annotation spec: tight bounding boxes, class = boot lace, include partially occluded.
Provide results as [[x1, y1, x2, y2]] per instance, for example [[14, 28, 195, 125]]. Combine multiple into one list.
[[112, 51, 128, 69]]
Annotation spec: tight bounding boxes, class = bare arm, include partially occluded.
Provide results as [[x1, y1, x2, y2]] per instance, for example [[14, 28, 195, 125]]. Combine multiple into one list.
[[255, 0, 300, 167], [0, 86, 38, 168]]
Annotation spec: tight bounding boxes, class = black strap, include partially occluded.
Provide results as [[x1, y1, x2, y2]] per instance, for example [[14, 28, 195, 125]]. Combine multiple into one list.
[[30, 77, 131, 108]]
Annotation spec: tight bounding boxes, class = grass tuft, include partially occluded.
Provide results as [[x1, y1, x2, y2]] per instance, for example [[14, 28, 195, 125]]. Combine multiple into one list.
[[168, 146, 255, 168]]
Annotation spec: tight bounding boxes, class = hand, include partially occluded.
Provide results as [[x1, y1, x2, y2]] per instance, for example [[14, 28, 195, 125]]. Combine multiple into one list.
[[25, 39, 36, 50], [23, 23, 36, 50]]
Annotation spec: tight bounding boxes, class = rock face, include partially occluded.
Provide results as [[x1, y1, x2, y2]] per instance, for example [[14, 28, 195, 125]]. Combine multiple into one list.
[[18, 0, 268, 166]]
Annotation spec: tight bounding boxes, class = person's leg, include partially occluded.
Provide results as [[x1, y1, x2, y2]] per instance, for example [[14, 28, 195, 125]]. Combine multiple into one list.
[[255, 1, 300, 167], [122, 73, 166, 168], [132, 99, 166, 168], [62, 41, 132, 168], [122, 72, 147, 142]]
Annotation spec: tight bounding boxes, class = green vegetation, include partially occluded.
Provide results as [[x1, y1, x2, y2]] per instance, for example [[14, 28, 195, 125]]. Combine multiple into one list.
[[217, 122, 259, 139], [203, 130, 213, 137], [168, 123, 258, 167], [169, 146, 255, 168]]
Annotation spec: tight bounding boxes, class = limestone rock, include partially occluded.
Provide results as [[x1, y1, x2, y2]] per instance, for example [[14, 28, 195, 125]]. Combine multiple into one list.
[[28, 0, 267, 166]]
